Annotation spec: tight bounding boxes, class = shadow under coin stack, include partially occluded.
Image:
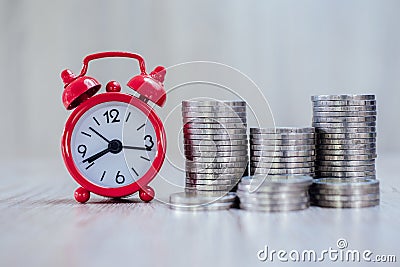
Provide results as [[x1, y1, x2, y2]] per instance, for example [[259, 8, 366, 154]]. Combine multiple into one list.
[[237, 175, 313, 212], [250, 128, 316, 176], [170, 100, 248, 211], [311, 94, 379, 208]]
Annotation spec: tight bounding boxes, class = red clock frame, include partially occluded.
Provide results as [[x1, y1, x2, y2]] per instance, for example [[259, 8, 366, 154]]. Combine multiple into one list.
[[61, 92, 166, 198]]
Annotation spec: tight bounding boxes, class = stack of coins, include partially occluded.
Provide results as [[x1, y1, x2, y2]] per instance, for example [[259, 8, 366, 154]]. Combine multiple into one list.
[[180, 100, 248, 209], [169, 192, 237, 211], [310, 178, 380, 208], [312, 95, 377, 179], [237, 175, 313, 212], [250, 128, 315, 176]]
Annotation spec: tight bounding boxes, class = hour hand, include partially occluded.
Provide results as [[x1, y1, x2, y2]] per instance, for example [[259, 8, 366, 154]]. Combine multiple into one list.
[[89, 127, 110, 143], [83, 147, 111, 163]]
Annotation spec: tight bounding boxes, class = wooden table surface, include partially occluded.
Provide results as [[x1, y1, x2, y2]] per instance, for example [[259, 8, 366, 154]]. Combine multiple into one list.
[[1, 154, 399, 267]]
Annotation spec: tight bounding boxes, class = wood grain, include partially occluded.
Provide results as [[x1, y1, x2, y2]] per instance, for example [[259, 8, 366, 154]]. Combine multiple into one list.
[[0, 155, 399, 267]]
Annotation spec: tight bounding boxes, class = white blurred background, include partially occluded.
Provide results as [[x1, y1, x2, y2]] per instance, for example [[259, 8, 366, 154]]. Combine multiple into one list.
[[1, 0, 399, 161]]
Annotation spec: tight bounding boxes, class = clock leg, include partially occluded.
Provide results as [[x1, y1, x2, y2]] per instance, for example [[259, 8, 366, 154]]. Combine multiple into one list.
[[74, 187, 90, 203], [139, 186, 155, 202]]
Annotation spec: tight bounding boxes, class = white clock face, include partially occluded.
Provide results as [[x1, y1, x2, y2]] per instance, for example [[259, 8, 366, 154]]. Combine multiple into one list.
[[71, 101, 158, 188]]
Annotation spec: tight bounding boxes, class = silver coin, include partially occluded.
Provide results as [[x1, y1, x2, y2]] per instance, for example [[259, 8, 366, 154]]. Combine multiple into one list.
[[186, 167, 246, 174], [184, 122, 247, 129], [237, 186, 309, 194], [312, 121, 376, 128], [313, 116, 376, 123], [251, 150, 315, 157], [182, 111, 247, 118], [182, 100, 246, 107], [316, 149, 376, 155], [186, 173, 242, 180], [312, 177, 379, 188], [240, 195, 309, 205], [316, 132, 377, 139], [312, 99, 376, 106], [185, 184, 236, 191], [311, 94, 375, 101], [311, 193, 379, 202], [250, 139, 315, 146], [250, 127, 315, 134], [182, 106, 246, 112], [315, 171, 375, 178], [170, 202, 233, 211], [309, 187, 379, 195], [183, 117, 246, 124], [317, 138, 376, 145], [185, 179, 239, 187], [184, 139, 248, 146], [315, 127, 376, 134], [315, 165, 375, 172], [237, 193, 309, 204], [250, 144, 315, 151], [316, 154, 376, 161], [183, 128, 247, 135], [250, 133, 315, 140], [186, 161, 248, 169], [185, 150, 248, 157], [186, 156, 248, 163], [251, 156, 316, 163], [184, 147, 248, 154], [240, 202, 309, 212], [315, 159, 375, 166], [251, 161, 314, 168], [186, 181, 238, 187], [316, 143, 376, 150], [311, 199, 379, 208], [252, 168, 314, 175], [241, 174, 313, 185], [184, 134, 247, 140], [313, 106, 376, 113], [312, 111, 377, 117], [250, 150, 315, 157], [251, 166, 314, 173], [169, 192, 236, 204], [186, 178, 239, 185], [184, 142, 248, 148]]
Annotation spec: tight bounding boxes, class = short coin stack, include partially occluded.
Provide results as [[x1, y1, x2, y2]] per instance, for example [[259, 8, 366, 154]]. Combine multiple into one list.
[[310, 178, 380, 208], [176, 100, 248, 210], [311, 94, 377, 179], [250, 127, 315, 176], [237, 175, 313, 212]]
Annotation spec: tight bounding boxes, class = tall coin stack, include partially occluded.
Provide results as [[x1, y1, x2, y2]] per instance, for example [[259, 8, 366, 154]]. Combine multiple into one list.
[[250, 127, 316, 176], [171, 100, 248, 211], [311, 95, 377, 179]]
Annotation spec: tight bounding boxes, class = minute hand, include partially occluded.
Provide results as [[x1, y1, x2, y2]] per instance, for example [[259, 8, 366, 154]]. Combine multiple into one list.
[[82, 147, 111, 163], [123, 145, 151, 151]]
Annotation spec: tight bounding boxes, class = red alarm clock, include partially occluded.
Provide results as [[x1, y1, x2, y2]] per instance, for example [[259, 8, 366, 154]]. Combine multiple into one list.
[[61, 52, 167, 203]]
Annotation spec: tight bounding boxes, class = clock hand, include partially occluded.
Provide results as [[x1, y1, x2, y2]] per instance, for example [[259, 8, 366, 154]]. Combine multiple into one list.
[[82, 139, 123, 164], [89, 127, 110, 143], [123, 145, 152, 151], [82, 147, 111, 163]]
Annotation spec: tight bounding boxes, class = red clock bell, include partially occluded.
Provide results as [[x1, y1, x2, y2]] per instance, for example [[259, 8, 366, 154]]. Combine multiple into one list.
[[61, 52, 167, 203]]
